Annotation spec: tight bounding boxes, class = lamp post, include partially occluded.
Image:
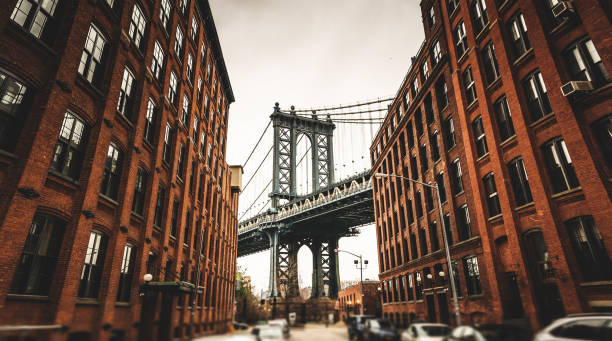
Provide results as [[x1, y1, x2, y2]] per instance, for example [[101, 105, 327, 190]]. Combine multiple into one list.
[[334, 248, 367, 315], [374, 173, 461, 325]]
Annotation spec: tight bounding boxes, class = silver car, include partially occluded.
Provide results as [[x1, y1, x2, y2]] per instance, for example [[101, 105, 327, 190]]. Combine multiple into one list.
[[401, 323, 452, 341], [534, 314, 612, 341]]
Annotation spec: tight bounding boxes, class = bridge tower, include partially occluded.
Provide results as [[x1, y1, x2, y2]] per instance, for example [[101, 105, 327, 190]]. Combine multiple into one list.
[[263, 103, 340, 300]]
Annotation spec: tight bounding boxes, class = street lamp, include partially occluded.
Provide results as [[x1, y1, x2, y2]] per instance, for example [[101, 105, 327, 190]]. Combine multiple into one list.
[[335, 248, 367, 315], [374, 173, 462, 325]]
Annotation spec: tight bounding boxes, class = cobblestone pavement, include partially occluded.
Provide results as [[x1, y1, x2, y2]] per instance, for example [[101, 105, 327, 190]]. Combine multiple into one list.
[[194, 323, 349, 340]]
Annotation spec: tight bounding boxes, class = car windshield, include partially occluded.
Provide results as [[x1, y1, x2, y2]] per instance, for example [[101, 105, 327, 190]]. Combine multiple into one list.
[[259, 328, 282, 338], [422, 326, 452, 336]]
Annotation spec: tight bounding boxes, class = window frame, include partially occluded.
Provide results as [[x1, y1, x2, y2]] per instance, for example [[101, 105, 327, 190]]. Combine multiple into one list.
[[50, 110, 88, 180], [78, 230, 108, 298]]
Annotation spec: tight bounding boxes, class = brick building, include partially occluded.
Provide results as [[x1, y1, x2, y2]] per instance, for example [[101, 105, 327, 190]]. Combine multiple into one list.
[[370, 0, 611, 331], [337, 281, 380, 321], [0, 0, 240, 340]]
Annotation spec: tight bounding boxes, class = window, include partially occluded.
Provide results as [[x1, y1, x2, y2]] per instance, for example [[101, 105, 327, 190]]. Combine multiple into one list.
[[184, 210, 191, 246], [592, 115, 612, 172], [567, 38, 612, 88], [159, 0, 171, 31], [425, 185, 433, 212], [421, 61, 429, 82], [10, 0, 60, 41], [508, 12, 531, 59], [450, 158, 464, 194], [430, 222, 440, 251], [199, 130, 206, 156], [200, 40, 207, 66], [551, 319, 612, 339], [431, 40, 442, 65], [566, 216, 612, 282], [177, 142, 186, 179], [419, 143, 428, 175], [78, 230, 108, 298], [410, 154, 418, 180], [442, 116, 456, 150], [180, 0, 189, 15], [457, 204, 472, 241], [153, 185, 166, 229], [447, 0, 459, 14], [522, 70, 552, 121], [471, 0, 488, 34], [419, 227, 428, 255], [415, 191, 423, 218], [415, 109, 423, 136], [508, 157, 533, 206], [151, 41, 165, 81], [10, 214, 65, 295], [493, 96, 515, 141], [523, 229, 554, 281], [427, 6, 436, 28], [197, 76, 203, 105], [436, 172, 446, 203], [411, 77, 419, 97], [116, 244, 136, 302], [407, 274, 414, 301], [425, 93, 434, 125], [454, 21, 468, 58], [435, 76, 448, 111], [472, 116, 488, 157], [463, 256, 482, 295], [170, 200, 179, 237], [483, 173, 501, 217], [143, 99, 156, 145], [78, 24, 106, 86], [192, 116, 199, 141], [128, 4, 146, 50], [191, 17, 199, 41], [541, 137, 580, 193], [168, 71, 178, 106], [186, 52, 194, 83], [463, 67, 477, 105], [0, 70, 28, 152], [117, 68, 135, 119], [181, 94, 190, 126], [50, 111, 87, 180], [162, 123, 172, 163], [430, 132, 440, 161], [101, 143, 122, 200], [174, 26, 184, 57], [444, 214, 453, 245], [414, 271, 423, 300], [132, 167, 147, 215], [482, 42, 500, 84]]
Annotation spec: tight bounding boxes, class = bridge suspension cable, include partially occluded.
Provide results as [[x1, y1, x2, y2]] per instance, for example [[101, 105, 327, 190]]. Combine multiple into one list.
[[242, 120, 271, 168], [282, 97, 393, 112], [240, 145, 273, 193]]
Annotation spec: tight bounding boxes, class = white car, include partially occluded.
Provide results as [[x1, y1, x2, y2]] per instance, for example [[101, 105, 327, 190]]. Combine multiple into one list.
[[401, 323, 452, 341], [257, 326, 285, 340], [534, 314, 612, 341]]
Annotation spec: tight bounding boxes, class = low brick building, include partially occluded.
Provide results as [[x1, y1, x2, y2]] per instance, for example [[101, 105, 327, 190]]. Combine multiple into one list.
[[337, 281, 380, 321], [370, 0, 611, 332], [0, 0, 240, 340]]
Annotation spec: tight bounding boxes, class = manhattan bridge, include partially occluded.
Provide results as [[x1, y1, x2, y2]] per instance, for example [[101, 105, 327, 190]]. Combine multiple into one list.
[[237, 98, 392, 303]]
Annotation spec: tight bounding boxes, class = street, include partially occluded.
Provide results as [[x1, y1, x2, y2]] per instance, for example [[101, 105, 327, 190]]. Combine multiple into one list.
[[194, 323, 349, 341]]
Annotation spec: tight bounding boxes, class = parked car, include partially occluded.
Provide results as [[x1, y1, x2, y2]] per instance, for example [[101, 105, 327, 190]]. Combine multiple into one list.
[[444, 324, 530, 341], [268, 318, 290, 338], [347, 315, 376, 340], [233, 321, 249, 330], [257, 325, 287, 340], [363, 318, 400, 341], [402, 323, 452, 341], [533, 314, 612, 341]]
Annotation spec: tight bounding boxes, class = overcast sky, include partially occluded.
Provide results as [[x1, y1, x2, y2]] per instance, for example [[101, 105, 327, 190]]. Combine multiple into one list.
[[209, 0, 424, 293]]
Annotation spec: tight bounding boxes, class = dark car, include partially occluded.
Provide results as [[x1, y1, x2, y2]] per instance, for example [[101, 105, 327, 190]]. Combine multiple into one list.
[[347, 315, 376, 340], [444, 324, 531, 341], [363, 318, 400, 341]]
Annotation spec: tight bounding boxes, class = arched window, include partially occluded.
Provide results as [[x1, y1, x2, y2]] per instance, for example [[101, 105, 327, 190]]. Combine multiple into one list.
[[10, 213, 66, 295]]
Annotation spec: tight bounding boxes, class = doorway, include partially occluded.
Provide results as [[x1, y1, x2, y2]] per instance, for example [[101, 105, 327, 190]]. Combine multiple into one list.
[[437, 293, 450, 324], [426, 294, 437, 322]]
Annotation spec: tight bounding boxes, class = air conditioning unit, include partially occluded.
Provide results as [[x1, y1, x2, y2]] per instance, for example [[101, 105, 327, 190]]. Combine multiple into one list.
[[552, 0, 575, 18], [561, 81, 593, 97]]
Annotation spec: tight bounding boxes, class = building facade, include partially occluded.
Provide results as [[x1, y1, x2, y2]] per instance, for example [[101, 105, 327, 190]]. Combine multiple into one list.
[[370, 0, 611, 331], [337, 281, 380, 321], [0, 0, 240, 340]]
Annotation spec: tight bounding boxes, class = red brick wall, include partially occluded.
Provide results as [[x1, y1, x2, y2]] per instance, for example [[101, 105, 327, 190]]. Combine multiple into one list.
[[370, 0, 611, 332], [0, 0, 238, 340]]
